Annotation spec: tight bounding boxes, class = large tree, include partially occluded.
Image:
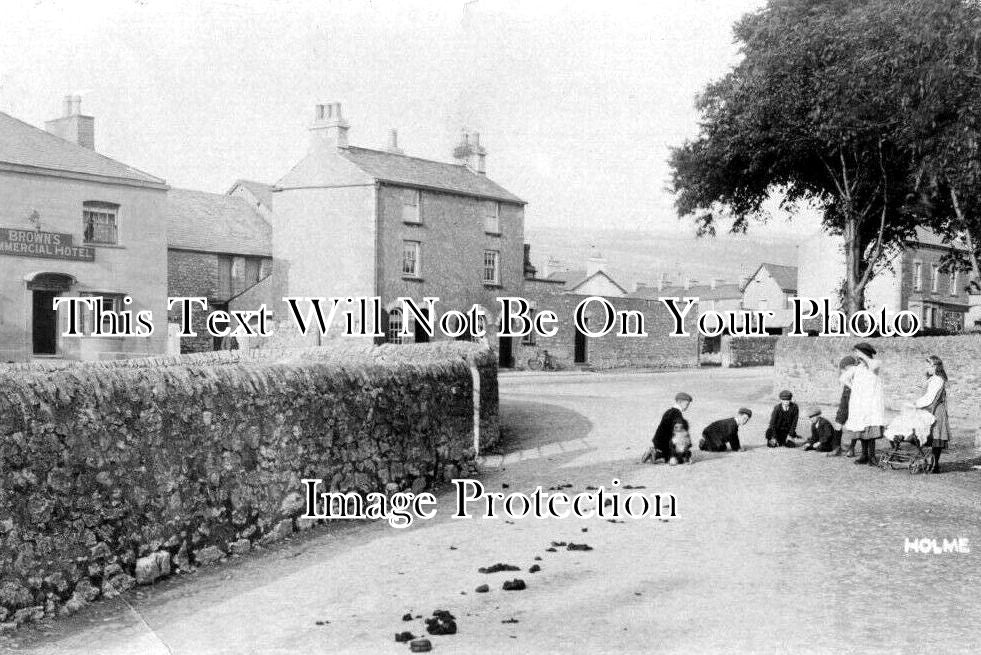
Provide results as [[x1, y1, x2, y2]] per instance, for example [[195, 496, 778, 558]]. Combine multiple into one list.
[[896, 0, 981, 292], [670, 0, 943, 312]]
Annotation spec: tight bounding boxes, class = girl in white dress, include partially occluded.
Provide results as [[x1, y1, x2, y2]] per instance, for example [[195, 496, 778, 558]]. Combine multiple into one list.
[[843, 342, 886, 465]]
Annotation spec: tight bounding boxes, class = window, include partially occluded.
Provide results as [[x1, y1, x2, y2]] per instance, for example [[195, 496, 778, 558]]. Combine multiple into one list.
[[483, 250, 500, 285], [402, 241, 420, 277], [484, 201, 501, 234], [931, 264, 940, 293], [949, 270, 958, 296], [521, 310, 537, 346], [81, 293, 123, 334], [913, 262, 923, 291], [258, 258, 272, 280], [386, 309, 403, 344], [82, 201, 119, 245], [402, 189, 421, 224]]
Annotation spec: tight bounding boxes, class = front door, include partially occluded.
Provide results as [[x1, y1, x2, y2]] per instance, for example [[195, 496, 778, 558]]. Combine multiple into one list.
[[574, 322, 588, 364], [498, 336, 513, 368], [32, 290, 59, 355]]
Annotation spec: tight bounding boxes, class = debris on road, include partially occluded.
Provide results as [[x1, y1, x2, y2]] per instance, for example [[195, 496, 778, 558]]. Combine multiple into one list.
[[395, 631, 415, 642], [528, 564, 541, 573], [502, 579, 526, 591], [567, 543, 593, 551], [478, 563, 520, 573], [410, 637, 432, 652], [475, 584, 489, 593]]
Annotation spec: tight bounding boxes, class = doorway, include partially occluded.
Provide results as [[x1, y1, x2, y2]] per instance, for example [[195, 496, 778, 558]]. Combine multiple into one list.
[[498, 336, 513, 368], [414, 309, 430, 344], [32, 290, 59, 355], [574, 320, 588, 364]]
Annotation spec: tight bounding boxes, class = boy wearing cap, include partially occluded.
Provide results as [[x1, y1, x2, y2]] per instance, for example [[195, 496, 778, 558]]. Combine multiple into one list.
[[765, 390, 800, 448], [802, 407, 836, 452], [699, 408, 752, 452], [843, 342, 886, 465], [643, 392, 692, 463]]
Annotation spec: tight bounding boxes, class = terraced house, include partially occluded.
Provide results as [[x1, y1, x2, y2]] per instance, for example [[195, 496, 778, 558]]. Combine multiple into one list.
[[269, 102, 527, 365], [0, 97, 169, 361]]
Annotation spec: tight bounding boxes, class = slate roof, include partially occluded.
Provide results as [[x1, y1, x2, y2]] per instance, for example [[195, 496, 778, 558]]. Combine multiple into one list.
[[167, 188, 272, 257], [632, 283, 743, 301], [547, 268, 629, 294], [0, 110, 166, 187], [229, 179, 274, 210], [340, 146, 525, 204], [750, 263, 798, 293]]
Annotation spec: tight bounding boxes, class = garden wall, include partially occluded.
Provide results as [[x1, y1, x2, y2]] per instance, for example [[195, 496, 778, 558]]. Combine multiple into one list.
[[0, 342, 496, 627], [721, 336, 779, 367], [773, 335, 981, 434]]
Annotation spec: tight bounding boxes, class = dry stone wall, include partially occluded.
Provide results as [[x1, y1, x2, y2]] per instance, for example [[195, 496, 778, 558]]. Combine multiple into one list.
[[773, 335, 981, 436], [0, 342, 496, 627]]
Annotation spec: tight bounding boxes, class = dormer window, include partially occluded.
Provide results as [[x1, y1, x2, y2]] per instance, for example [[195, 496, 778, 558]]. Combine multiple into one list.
[[82, 201, 119, 245]]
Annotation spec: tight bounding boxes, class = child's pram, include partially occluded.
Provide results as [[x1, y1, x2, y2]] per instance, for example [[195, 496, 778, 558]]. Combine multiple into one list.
[[878, 405, 934, 474]]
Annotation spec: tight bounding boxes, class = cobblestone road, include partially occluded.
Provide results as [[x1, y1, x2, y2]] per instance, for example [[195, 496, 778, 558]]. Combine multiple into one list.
[[9, 368, 981, 654]]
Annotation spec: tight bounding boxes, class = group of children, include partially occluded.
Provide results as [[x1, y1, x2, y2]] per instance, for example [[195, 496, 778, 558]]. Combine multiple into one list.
[[642, 342, 952, 473]]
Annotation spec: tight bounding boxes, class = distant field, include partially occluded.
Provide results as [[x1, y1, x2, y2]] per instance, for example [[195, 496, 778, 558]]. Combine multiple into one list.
[[525, 225, 804, 289]]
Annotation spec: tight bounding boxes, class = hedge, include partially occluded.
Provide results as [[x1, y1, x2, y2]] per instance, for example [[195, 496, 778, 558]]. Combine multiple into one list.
[[0, 342, 497, 627]]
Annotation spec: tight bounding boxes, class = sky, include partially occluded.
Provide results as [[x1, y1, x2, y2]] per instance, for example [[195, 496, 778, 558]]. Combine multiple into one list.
[[0, 0, 820, 236]]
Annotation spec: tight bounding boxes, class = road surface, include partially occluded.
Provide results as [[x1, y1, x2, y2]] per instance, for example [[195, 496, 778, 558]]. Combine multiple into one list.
[[7, 368, 981, 654]]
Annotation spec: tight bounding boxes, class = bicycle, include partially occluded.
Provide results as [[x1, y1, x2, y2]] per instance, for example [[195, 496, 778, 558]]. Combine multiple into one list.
[[526, 349, 555, 371]]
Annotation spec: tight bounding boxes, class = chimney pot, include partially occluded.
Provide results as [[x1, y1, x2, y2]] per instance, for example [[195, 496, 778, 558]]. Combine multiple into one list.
[[387, 128, 403, 154], [46, 95, 94, 149], [310, 101, 350, 150]]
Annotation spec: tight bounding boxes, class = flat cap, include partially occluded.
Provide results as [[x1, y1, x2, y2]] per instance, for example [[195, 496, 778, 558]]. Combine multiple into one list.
[[838, 355, 857, 370], [675, 392, 693, 403], [853, 342, 876, 357], [778, 389, 793, 400], [737, 407, 753, 418], [806, 406, 822, 418]]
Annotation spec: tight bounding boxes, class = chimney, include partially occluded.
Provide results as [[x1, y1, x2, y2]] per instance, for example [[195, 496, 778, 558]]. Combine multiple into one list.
[[585, 246, 606, 278], [710, 278, 718, 290], [45, 94, 94, 149], [657, 272, 667, 292], [453, 130, 487, 174], [387, 128, 403, 155], [309, 102, 350, 150], [523, 243, 537, 279], [472, 132, 487, 175], [684, 276, 692, 291]]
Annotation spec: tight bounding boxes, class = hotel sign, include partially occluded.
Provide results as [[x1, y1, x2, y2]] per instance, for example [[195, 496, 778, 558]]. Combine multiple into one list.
[[0, 227, 95, 262]]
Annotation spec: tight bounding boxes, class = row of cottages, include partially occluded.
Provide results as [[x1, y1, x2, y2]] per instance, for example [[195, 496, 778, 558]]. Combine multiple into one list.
[[0, 97, 525, 362], [798, 228, 980, 332]]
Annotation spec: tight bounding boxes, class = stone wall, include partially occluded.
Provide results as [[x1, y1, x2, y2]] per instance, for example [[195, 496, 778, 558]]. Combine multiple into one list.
[[773, 335, 981, 434], [0, 342, 496, 627], [721, 336, 779, 367], [167, 249, 220, 354]]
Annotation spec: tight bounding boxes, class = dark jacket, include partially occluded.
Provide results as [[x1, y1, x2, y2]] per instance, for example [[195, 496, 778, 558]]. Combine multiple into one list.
[[653, 407, 688, 457], [835, 387, 850, 425], [765, 402, 799, 444], [809, 417, 836, 451], [700, 418, 741, 452]]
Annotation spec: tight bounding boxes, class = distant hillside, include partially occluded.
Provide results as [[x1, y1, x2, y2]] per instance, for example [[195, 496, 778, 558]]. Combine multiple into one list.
[[524, 225, 804, 290]]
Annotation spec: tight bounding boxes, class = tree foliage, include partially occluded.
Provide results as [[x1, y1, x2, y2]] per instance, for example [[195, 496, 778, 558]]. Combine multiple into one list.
[[670, 0, 981, 310]]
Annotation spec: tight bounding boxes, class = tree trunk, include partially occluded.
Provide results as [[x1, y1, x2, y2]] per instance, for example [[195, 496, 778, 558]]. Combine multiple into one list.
[[843, 217, 865, 313]]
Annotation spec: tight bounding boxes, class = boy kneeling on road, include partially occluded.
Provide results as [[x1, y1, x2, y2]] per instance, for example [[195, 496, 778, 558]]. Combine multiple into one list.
[[802, 407, 836, 452], [699, 408, 753, 452], [766, 390, 800, 448]]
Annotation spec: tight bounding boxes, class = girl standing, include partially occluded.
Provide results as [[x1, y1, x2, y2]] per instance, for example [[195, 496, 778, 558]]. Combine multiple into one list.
[[914, 355, 951, 474], [844, 342, 886, 465]]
